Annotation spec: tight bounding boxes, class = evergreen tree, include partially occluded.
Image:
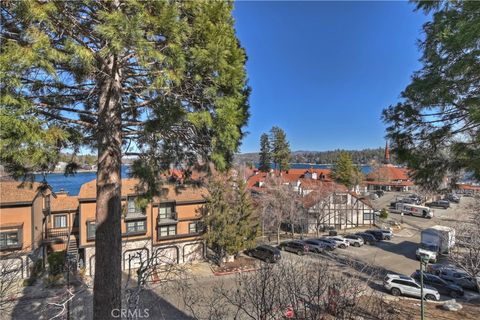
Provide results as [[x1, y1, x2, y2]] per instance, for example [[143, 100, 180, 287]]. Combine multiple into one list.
[[270, 126, 290, 172], [1, 1, 249, 317], [331, 152, 362, 190], [204, 176, 259, 262], [258, 133, 271, 172], [382, 1, 480, 189]]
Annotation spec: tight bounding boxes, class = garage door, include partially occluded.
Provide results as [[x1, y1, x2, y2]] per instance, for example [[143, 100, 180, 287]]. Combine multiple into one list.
[[0, 257, 24, 279], [152, 246, 178, 265], [183, 243, 204, 263], [123, 248, 149, 271]]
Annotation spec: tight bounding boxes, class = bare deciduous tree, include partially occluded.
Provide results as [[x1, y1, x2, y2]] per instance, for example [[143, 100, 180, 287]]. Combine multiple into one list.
[[258, 175, 304, 244], [450, 197, 480, 291], [0, 252, 25, 313], [174, 258, 399, 320]]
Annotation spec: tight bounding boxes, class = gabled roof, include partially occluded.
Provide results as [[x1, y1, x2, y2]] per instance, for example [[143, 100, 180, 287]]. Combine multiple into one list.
[[51, 195, 79, 212], [366, 165, 410, 182], [78, 178, 208, 202], [0, 181, 44, 204]]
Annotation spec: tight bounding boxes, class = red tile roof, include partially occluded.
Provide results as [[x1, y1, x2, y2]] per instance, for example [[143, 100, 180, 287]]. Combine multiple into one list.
[[366, 165, 410, 182], [456, 184, 480, 191]]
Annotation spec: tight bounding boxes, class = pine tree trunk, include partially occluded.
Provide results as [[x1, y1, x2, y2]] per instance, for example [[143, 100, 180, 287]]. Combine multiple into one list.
[[93, 53, 123, 320], [277, 225, 281, 245]]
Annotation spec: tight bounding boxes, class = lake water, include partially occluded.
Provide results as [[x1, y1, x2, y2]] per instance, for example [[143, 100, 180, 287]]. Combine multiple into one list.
[[35, 164, 372, 196], [34, 166, 131, 196]]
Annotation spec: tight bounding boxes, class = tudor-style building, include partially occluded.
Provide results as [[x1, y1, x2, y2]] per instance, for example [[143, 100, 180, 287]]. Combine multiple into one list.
[[246, 168, 376, 232]]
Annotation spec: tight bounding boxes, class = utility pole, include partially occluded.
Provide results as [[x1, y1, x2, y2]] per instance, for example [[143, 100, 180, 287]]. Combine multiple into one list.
[[420, 256, 428, 320]]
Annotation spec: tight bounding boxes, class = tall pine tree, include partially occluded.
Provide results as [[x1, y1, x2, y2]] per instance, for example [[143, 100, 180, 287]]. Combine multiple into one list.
[[270, 126, 291, 172], [331, 152, 362, 190], [203, 176, 258, 262], [258, 133, 271, 172], [382, 0, 480, 189], [0, 1, 249, 318]]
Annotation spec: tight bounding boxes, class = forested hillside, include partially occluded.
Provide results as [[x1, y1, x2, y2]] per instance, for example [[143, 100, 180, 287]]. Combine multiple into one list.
[[235, 148, 392, 165]]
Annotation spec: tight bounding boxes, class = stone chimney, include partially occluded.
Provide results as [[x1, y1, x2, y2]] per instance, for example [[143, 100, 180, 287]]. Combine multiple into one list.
[[56, 188, 69, 197]]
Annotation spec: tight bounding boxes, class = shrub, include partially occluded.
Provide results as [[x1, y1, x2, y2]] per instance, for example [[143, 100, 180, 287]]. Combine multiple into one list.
[[44, 274, 63, 287], [379, 209, 389, 219], [47, 251, 66, 275], [22, 278, 35, 287]]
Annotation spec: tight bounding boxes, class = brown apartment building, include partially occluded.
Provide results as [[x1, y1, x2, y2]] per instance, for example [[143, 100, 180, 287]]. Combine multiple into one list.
[[78, 178, 207, 276], [0, 181, 50, 278]]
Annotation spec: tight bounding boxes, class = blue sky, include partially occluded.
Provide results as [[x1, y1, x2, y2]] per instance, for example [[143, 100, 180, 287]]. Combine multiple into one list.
[[233, 1, 429, 153]]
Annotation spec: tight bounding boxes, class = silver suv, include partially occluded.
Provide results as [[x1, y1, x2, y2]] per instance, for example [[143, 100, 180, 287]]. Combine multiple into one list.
[[327, 236, 350, 249], [383, 274, 440, 300], [344, 234, 364, 247]]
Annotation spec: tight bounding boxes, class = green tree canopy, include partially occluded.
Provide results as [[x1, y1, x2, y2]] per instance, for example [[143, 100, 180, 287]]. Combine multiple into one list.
[[204, 175, 259, 260], [1, 1, 249, 318], [258, 133, 271, 172], [331, 152, 362, 190], [270, 126, 290, 172], [382, 0, 480, 189]]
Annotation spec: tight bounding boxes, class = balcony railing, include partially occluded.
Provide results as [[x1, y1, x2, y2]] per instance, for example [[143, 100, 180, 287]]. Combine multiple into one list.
[[44, 228, 71, 242]]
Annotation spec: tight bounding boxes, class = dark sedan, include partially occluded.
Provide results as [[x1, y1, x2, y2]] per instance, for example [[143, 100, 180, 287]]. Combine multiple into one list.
[[365, 229, 386, 241], [355, 232, 377, 244], [245, 245, 281, 263], [411, 270, 464, 298], [278, 240, 309, 255], [314, 238, 337, 250], [425, 200, 450, 209], [303, 239, 327, 254]]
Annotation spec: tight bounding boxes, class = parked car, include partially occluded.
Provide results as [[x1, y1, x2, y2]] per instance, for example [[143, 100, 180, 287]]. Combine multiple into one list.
[[427, 263, 457, 275], [445, 194, 460, 203], [344, 234, 364, 247], [278, 240, 309, 255], [365, 229, 386, 241], [355, 232, 377, 245], [244, 245, 281, 263], [314, 238, 337, 251], [437, 268, 480, 291], [407, 194, 422, 204], [379, 229, 393, 240], [375, 190, 385, 197], [425, 200, 450, 209], [303, 239, 326, 254], [411, 270, 464, 298], [383, 274, 440, 300], [327, 236, 350, 249]]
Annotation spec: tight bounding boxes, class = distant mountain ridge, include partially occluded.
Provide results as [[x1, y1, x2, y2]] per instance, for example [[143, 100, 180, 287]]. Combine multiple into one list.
[[234, 147, 392, 165]]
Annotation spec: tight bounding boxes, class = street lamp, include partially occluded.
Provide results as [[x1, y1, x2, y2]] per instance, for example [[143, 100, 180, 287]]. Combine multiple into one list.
[[420, 255, 429, 320]]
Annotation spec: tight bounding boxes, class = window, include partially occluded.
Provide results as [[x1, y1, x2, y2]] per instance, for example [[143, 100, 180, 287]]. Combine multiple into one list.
[[159, 203, 175, 219], [54, 215, 67, 228], [44, 196, 51, 211], [0, 231, 20, 249], [188, 221, 204, 234], [158, 225, 176, 238], [126, 220, 146, 234], [333, 194, 348, 204], [87, 221, 96, 240], [127, 196, 143, 214]]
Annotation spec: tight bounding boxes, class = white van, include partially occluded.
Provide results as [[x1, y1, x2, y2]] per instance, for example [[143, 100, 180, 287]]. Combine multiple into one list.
[[396, 203, 432, 218]]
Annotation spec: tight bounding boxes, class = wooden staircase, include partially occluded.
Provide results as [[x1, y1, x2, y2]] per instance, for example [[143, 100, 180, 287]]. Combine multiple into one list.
[[66, 234, 79, 265]]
